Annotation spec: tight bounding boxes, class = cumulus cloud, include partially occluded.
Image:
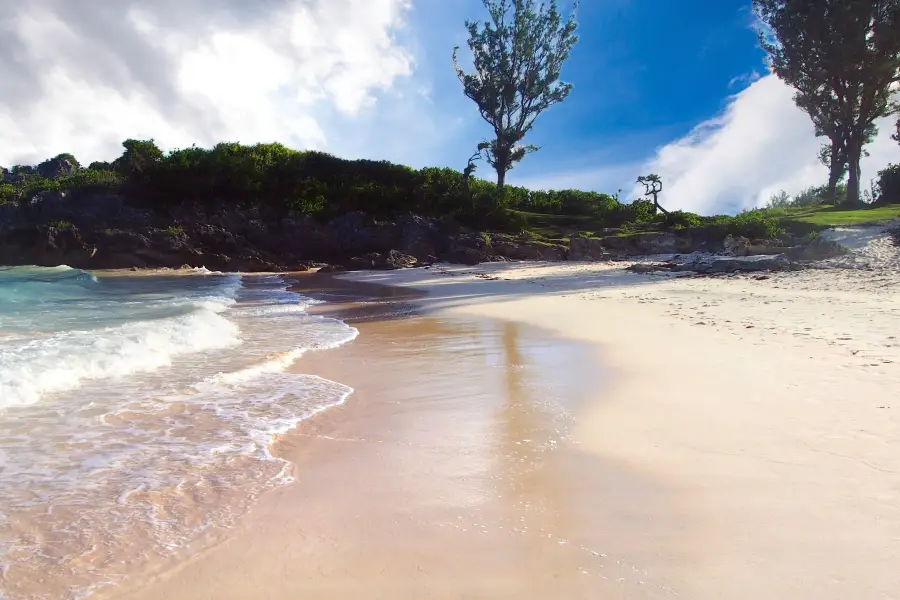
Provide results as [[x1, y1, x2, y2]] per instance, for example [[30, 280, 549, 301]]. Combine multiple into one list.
[[0, 0, 416, 166], [635, 74, 900, 214]]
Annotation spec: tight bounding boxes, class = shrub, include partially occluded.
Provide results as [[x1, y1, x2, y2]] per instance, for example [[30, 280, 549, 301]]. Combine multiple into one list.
[[725, 209, 784, 239], [875, 164, 900, 204], [666, 210, 702, 228], [631, 198, 658, 223], [0, 183, 16, 204], [161, 225, 185, 236]]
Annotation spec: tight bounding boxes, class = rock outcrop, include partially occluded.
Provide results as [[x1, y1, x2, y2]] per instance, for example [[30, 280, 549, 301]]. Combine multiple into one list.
[[0, 186, 854, 272]]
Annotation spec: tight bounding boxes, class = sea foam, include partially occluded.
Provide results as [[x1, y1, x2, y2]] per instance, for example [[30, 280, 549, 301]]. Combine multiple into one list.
[[0, 269, 358, 600]]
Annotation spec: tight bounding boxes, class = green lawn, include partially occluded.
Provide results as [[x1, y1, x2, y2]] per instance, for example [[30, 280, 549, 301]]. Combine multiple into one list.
[[509, 203, 900, 242], [780, 203, 900, 227]]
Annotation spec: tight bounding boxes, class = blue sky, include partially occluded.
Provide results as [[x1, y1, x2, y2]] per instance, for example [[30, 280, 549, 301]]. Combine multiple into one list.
[[377, 0, 896, 210], [394, 0, 765, 187], [1, 0, 896, 214]]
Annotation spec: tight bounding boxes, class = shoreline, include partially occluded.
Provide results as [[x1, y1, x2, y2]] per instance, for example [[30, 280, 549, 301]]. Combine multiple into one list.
[[107, 273, 687, 600], [44, 256, 900, 599]]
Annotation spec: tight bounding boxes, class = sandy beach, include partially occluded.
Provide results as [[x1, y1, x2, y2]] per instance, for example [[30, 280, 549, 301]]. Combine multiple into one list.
[[109, 226, 900, 600]]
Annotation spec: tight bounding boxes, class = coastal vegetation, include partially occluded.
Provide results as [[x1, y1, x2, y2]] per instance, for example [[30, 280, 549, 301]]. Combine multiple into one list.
[[2, 136, 898, 245], [753, 0, 900, 204], [453, 0, 578, 193], [1, 0, 898, 268]]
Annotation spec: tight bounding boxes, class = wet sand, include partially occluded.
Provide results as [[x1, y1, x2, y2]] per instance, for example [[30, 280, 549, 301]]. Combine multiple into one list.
[[110, 260, 900, 600], [109, 276, 684, 600]]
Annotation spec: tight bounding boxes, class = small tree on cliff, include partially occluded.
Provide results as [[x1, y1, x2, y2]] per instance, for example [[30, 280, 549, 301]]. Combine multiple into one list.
[[754, 0, 900, 205], [462, 144, 488, 203], [637, 174, 669, 218], [453, 0, 578, 195], [112, 139, 165, 178]]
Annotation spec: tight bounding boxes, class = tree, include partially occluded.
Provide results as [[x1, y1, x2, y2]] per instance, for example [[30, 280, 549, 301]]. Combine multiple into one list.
[[453, 0, 578, 194], [636, 174, 669, 218], [894, 115, 900, 144], [817, 142, 847, 203], [112, 139, 165, 178], [754, 0, 900, 205], [462, 144, 488, 204]]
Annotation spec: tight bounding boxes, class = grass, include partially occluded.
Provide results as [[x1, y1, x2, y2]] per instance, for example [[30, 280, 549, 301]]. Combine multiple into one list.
[[512, 203, 900, 245], [778, 203, 900, 227], [508, 210, 599, 238], [161, 225, 185, 236]]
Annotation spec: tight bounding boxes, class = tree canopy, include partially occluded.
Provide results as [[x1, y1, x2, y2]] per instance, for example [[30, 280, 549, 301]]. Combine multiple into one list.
[[453, 0, 578, 192], [754, 0, 900, 204]]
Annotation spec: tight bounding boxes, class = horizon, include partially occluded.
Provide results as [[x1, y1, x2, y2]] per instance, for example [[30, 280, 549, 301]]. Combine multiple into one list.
[[1, 0, 898, 214]]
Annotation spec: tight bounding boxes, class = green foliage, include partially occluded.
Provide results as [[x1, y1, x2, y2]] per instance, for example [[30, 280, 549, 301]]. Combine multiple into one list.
[[112, 139, 165, 178], [53, 153, 80, 167], [0, 169, 124, 203], [636, 173, 668, 217], [753, 0, 900, 203], [630, 198, 658, 223], [88, 161, 114, 171], [508, 188, 617, 217], [725, 209, 784, 239], [453, 0, 578, 189], [0, 183, 16, 204], [666, 210, 702, 229], [48, 220, 74, 229], [766, 190, 792, 208], [876, 164, 900, 205], [767, 184, 845, 208], [161, 225, 185, 236]]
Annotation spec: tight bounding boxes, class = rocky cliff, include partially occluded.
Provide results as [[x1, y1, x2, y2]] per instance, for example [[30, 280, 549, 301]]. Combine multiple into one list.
[[0, 189, 841, 272]]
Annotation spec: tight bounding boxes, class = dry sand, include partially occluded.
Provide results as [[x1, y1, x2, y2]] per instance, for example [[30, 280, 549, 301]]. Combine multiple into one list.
[[113, 224, 900, 600]]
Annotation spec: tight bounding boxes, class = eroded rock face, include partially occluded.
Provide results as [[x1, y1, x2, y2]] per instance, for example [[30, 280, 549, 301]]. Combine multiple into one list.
[[489, 234, 567, 261], [599, 232, 696, 256], [36, 156, 80, 179], [627, 255, 802, 276], [784, 236, 849, 261], [568, 235, 608, 261], [0, 226, 96, 267], [723, 234, 751, 256]]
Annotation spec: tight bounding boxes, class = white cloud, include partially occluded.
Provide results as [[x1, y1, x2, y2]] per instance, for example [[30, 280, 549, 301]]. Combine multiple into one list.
[[0, 0, 417, 166], [635, 74, 900, 214], [727, 70, 762, 89]]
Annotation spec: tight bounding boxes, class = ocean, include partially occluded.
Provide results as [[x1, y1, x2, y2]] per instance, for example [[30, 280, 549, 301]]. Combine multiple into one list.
[[0, 266, 358, 600]]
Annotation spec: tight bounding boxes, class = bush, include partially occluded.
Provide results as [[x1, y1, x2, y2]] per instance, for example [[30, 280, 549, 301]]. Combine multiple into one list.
[[631, 198, 658, 223], [876, 164, 900, 204], [0, 169, 124, 203], [766, 184, 844, 208], [0, 183, 16, 204], [725, 209, 784, 239], [666, 210, 702, 228], [161, 225, 185, 236]]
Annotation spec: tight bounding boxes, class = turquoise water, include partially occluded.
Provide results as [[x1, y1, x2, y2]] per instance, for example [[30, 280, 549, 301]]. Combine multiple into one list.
[[0, 266, 357, 599]]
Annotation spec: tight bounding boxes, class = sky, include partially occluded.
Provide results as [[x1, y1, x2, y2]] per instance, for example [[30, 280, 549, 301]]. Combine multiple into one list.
[[0, 0, 897, 215]]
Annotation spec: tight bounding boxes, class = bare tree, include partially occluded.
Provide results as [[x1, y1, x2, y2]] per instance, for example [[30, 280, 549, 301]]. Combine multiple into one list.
[[637, 174, 669, 218]]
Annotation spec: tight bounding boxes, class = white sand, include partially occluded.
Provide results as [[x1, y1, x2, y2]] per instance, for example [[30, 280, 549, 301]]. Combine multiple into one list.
[[340, 224, 900, 599]]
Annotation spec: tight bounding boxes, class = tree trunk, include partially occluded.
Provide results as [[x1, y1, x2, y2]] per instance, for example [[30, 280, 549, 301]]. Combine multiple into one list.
[[845, 136, 862, 206], [496, 168, 506, 194], [826, 138, 843, 204], [653, 193, 670, 218]]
